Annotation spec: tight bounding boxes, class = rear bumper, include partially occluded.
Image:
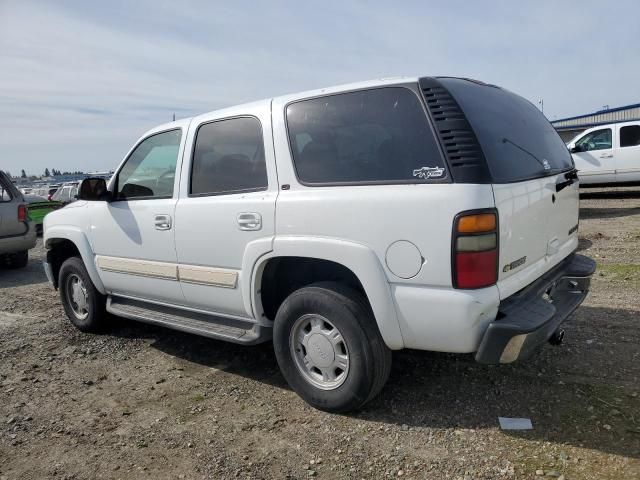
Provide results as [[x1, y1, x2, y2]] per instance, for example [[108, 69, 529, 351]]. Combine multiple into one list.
[[475, 253, 595, 364]]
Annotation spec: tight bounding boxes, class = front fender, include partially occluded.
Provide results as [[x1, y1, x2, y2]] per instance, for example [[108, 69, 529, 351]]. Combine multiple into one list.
[[252, 236, 405, 350], [44, 225, 106, 294]]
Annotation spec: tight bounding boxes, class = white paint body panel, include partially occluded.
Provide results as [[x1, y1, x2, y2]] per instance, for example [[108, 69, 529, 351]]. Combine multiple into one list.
[[614, 122, 640, 182], [493, 175, 579, 299]]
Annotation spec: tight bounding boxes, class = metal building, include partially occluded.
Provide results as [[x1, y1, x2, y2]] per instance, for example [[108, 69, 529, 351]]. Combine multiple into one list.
[[551, 103, 640, 142]]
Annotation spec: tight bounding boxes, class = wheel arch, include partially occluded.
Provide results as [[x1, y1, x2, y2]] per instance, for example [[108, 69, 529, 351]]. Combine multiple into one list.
[[44, 226, 106, 293], [249, 236, 404, 350]]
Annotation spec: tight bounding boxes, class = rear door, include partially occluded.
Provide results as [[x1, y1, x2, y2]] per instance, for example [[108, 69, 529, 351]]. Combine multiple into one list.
[[570, 127, 616, 184], [615, 123, 640, 182], [174, 104, 277, 318], [437, 78, 579, 299]]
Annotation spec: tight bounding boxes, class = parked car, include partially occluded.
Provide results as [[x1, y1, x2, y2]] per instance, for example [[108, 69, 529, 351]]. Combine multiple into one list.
[[568, 120, 640, 186], [23, 194, 62, 234], [33, 185, 61, 201], [0, 170, 36, 268], [51, 182, 80, 205], [46, 187, 60, 201], [43, 77, 595, 412]]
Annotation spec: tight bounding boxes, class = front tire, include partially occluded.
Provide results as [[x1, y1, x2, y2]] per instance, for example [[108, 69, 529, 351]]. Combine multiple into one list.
[[273, 282, 392, 412], [58, 256, 107, 332]]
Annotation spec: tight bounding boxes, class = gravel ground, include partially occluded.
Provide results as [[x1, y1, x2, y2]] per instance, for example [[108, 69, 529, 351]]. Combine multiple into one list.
[[1, 187, 639, 479]]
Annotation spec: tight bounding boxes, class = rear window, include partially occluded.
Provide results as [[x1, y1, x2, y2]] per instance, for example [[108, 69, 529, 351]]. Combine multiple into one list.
[[620, 125, 640, 148], [438, 78, 573, 183], [1, 181, 13, 202], [286, 87, 446, 184], [190, 117, 267, 196]]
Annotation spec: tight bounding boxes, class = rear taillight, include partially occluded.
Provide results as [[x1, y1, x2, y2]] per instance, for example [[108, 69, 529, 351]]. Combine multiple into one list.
[[18, 204, 28, 222], [453, 210, 498, 289]]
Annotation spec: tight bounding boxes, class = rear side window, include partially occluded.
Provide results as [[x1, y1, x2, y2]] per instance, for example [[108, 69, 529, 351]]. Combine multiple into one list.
[[575, 128, 612, 151], [438, 78, 574, 183], [1, 178, 13, 202], [286, 87, 446, 184], [620, 125, 640, 148], [190, 117, 267, 196]]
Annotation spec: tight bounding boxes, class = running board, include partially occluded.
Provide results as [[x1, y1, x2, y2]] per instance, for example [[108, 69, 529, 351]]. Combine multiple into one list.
[[107, 296, 271, 345]]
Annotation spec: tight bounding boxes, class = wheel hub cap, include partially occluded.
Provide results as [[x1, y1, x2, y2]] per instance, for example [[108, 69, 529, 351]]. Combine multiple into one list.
[[290, 314, 349, 390], [66, 274, 89, 320], [306, 334, 335, 368]]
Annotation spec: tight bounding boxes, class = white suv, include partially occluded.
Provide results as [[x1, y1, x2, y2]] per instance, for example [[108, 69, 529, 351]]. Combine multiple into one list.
[[43, 77, 595, 411], [568, 120, 640, 185]]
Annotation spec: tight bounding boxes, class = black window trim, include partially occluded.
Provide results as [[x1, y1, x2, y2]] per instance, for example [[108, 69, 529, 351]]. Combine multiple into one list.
[[284, 84, 451, 188], [187, 114, 269, 198], [112, 127, 183, 202], [619, 124, 640, 149]]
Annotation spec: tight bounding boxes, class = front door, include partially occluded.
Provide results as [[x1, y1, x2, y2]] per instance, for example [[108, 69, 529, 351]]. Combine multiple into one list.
[[571, 127, 616, 184], [615, 123, 640, 183], [90, 126, 188, 304], [174, 111, 278, 318]]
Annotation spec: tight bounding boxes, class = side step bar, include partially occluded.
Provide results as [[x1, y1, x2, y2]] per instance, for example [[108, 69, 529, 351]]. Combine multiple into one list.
[[107, 296, 271, 345]]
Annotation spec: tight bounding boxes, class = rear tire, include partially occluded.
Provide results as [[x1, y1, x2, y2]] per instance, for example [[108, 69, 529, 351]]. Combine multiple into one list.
[[5, 250, 28, 269], [273, 281, 392, 412], [58, 256, 107, 332]]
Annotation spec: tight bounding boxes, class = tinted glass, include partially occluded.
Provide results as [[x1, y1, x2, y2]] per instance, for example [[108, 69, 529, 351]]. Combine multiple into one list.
[[191, 117, 267, 195], [620, 125, 640, 148], [575, 128, 612, 151], [439, 78, 573, 183], [117, 129, 181, 199], [0, 178, 12, 202], [286, 87, 446, 184]]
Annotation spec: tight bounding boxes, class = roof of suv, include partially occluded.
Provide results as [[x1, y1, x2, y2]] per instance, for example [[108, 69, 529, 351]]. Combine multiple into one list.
[[149, 76, 422, 135]]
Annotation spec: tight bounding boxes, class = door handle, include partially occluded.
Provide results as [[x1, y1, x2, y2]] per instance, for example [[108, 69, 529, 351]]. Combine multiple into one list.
[[237, 212, 262, 231], [599, 153, 613, 158], [154, 214, 172, 230]]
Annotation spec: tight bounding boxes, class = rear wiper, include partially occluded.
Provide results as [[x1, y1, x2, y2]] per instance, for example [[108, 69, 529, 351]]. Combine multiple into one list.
[[501, 138, 549, 170], [555, 168, 578, 192]]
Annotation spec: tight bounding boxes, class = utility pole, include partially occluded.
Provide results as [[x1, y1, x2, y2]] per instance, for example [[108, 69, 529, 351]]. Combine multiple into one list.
[[538, 98, 544, 114], [172, 113, 176, 121]]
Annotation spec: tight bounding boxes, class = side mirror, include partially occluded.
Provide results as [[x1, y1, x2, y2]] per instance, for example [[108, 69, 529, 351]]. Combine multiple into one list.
[[78, 177, 110, 201], [569, 145, 581, 154]]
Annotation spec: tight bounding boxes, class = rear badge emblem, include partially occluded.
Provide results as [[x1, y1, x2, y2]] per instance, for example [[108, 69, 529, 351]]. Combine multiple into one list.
[[413, 166, 445, 179], [503, 256, 527, 273], [542, 159, 551, 170]]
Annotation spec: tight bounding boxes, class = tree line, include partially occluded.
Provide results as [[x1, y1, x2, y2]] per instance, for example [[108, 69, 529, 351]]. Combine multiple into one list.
[[11, 169, 85, 179]]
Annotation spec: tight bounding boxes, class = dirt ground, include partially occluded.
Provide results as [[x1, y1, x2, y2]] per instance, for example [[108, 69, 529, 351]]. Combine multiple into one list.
[[1, 187, 639, 480]]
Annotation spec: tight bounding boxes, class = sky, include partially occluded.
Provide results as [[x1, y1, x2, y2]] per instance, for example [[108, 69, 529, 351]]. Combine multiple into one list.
[[1, 0, 639, 176]]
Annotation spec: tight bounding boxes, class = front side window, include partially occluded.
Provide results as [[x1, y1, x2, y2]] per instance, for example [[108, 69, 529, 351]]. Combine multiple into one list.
[[116, 129, 182, 200], [620, 125, 640, 148], [190, 117, 267, 196], [575, 128, 612, 152], [286, 87, 446, 184]]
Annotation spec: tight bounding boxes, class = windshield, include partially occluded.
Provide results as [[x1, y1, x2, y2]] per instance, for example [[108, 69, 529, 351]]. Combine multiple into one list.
[[438, 78, 573, 183]]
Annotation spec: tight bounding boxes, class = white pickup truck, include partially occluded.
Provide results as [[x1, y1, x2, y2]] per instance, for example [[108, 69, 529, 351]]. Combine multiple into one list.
[[568, 120, 640, 186], [43, 77, 595, 412]]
